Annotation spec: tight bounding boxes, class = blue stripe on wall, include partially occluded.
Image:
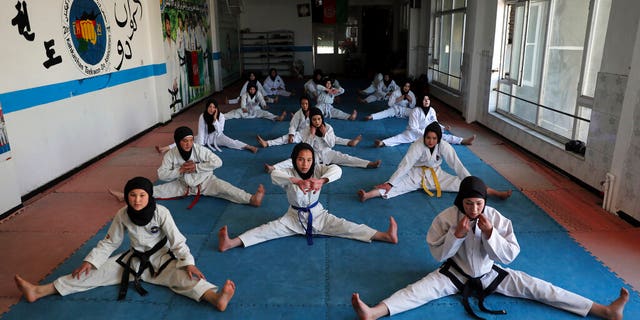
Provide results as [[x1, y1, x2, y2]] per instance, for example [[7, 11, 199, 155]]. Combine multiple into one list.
[[0, 64, 167, 114]]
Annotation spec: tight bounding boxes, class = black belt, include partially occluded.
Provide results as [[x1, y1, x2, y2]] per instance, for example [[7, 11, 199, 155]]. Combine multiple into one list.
[[439, 258, 508, 319], [116, 236, 176, 300]]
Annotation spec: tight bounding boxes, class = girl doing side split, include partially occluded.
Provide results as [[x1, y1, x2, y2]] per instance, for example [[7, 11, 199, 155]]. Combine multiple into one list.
[[264, 107, 380, 173], [15, 177, 236, 311], [224, 83, 286, 121], [256, 96, 361, 148], [156, 99, 258, 154], [358, 122, 510, 202], [375, 95, 475, 147], [218, 143, 398, 252], [352, 176, 629, 320]]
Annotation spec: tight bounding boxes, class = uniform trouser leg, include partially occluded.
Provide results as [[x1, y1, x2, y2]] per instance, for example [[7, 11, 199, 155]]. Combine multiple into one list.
[[382, 131, 415, 147], [268, 135, 289, 146], [254, 110, 276, 120], [364, 95, 380, 103], [335, 136, 350, 146], [443, 133, 462, 145], [238, 218, 298, 247], [382, 270, 458, 316], [381, 168, 423, 199], [153, 181, 188, 199], [496, 268, 593, 317], [223, 109, 243, 120], [228, 97, 240, 104], [54, 258, 217, 302], [203, 177, 252, 204], [216, 134, 247, 150], [371, 108, 396, 120], [322, 150, 369, 168], [273, 159, 293, 170], [314, 212, 377, 242], [329, 107, 351, 120]]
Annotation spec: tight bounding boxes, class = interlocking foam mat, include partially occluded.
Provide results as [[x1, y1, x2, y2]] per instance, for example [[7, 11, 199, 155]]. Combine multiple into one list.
[[6, 80, 639, 319]]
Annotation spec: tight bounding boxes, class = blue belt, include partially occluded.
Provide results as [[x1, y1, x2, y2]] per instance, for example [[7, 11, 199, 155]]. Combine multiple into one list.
[[292, 200, 319, 245]]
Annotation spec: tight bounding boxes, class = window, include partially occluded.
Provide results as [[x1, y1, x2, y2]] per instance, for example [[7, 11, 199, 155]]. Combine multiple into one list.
[[315, 27, 335, 54], [495, 0, 611, 142], [430, 0, 467, 92]]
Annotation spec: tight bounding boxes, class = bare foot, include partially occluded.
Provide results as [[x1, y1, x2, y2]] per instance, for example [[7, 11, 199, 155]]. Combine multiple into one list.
[[108, 189, 125, 202], [218, 226, 232, 252], [367, 160, 382, 169], [155, 145, 162, 154], [357, 189, 367, 203], [352, 293, 378, 320], [275, 111, 287, 121], [374, 140, 384, 148], [364, 115, 373, 121], [348, 135, 362, 147], [461, 134, 476, 145], [249, 184, 265, 207], [349, 109, 358, 121], [14, 275, 49, 303], [256, 135, 268, 148], [214, 280, 236, 311], [607, 288, 629, 320], [386, 216, 398, 244], [244, 145, 258, 153], [497, 189, 512, 200], [264, 163, 274, 173], [274, 95, 279, 103]]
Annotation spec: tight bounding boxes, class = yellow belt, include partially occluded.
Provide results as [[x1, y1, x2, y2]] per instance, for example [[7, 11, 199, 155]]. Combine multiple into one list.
[[421, 166, 442, 197]]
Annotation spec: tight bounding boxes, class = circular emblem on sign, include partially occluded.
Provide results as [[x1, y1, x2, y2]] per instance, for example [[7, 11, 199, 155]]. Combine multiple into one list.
[[62, 0, 111, 75]]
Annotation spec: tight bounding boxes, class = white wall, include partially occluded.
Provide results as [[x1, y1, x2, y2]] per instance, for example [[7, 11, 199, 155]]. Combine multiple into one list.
[[0, 1, 170, 203], [239, 0, 313, 76]]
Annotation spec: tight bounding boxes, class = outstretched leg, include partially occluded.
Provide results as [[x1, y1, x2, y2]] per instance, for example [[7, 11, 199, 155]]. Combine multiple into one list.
[[349, 109, 358, 121], [264, 163, 275, 173], [487, 187, 512, 200], [371, 216, 398, 244], [348, 135, 362, 147], [218, 226, 244, 252], [256, 135, 268, 148], [461, 134, 476, 145], [374, 140, 385, 148], [275, 111, 287, 122], [243, 145, 258, 153], [588, 288, 629, 320], [108, 189, 125, 202], [358, 189, 382, 203], [352, 292, 390, 320], [201, 279, 236, 311], [367, 160, 382, 169], [14, 275, 58, 303], [249, 184, 265, 207]]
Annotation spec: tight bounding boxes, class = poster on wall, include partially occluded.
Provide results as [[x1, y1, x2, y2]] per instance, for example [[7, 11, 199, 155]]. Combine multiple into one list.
[[161, 0, 214, 114], [0, 104, 11, 161]]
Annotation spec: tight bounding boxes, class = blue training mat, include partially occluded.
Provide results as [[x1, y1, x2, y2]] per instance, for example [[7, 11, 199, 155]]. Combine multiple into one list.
[[6, 80, 639, 320]]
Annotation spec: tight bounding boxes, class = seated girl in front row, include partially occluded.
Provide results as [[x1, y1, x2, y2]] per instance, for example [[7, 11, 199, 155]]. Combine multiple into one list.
[[15, 176, 235, 311], [218, 142, 398, 251]]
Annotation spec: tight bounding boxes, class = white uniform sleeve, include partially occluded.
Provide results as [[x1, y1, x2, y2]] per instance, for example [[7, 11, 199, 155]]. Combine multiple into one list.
[[427, 207, 465, 262], [256, 81, 268, 96], [84, 208, 127, 268], [482, 207, 520, 264], [196, 115, 206, 146], [157, 150, 182, 181], [439, 141, 471, 179], [216, 113, 225, 134], [388, 90, 401, 107], [317, 163, 342, 182], [289, 110, 303, 135], [388, 140, 422, 186], [158, 207, 195, 267], [322, 125, 336, 147], [408, 91, 417, 108], [239, 81, 249, 97], [256, 91, 268, 108], [194, 144, 222, 173], [407, 108, 423, 133]]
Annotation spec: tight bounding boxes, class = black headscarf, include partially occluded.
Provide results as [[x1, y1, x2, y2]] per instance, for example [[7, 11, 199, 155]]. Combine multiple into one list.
[[124, 176, 157, 226], [383, 73, 392, 87], [291, 143, 315, 180], [269, 68, 277, 81], [247, 83, 258, 98], [202, 99, 218, 134], [418, 94, 431, 116], [454, 176, 487, 215], [401, 80, 411, 95], [308, 107, 325, 137], [247, 72, 258, 87], [423, 121, 442, 145], [174, 126, 194, 161]]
